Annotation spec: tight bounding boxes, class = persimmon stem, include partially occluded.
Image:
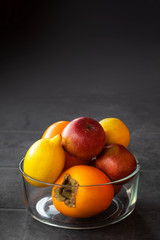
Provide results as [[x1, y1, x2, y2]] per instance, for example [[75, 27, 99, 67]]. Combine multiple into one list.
[[54, 174, 79, 207]]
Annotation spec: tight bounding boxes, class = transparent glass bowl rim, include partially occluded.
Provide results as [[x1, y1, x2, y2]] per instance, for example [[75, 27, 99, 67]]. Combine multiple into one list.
[[19, 158, 140, 188]]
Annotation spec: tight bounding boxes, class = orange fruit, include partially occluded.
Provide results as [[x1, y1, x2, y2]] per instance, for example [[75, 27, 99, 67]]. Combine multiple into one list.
[[23, 134, 65, 187], [52, 165, 114, 218], [99, 118, 130, 148], [42, 121, 69, 139]]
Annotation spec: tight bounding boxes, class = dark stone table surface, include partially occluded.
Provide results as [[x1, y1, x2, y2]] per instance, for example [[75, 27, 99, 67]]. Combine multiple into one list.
[[0, 1, 160, 239]]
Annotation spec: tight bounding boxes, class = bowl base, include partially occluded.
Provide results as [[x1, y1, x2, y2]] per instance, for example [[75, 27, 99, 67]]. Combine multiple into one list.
[[28, 193, 135, 229]]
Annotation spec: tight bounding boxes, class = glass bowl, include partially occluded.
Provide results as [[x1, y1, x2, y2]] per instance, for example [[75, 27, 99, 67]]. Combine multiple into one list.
[[19, 158, 140, 229]]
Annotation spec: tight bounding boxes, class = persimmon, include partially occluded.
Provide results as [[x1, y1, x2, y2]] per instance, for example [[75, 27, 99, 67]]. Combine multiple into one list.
[[52, 165, 114, 218], [42, 121, 69, 139]]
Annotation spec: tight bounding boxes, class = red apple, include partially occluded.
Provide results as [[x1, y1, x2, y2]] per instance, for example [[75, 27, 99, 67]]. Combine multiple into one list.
[[95, 144, 137, 182], [113, 184, 122, 195], [62, 117, 106, 161], [63, 151, 90, 171]]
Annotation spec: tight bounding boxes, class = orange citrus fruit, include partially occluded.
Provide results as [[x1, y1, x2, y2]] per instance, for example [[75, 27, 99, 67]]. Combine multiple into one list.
[[42, 121, 69, 139], [23, 134, 65, 187], [99, 118, 130, 148]]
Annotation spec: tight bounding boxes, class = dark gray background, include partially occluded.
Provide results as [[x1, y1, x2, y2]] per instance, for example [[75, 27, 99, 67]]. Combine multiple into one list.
[[0, 1, 160, 239]]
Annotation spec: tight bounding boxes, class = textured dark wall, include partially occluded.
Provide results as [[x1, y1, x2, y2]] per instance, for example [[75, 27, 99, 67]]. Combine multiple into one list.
[[1, 1, 160, 99]]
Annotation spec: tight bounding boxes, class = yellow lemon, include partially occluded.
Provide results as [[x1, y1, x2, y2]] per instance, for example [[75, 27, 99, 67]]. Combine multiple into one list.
[[99, 118, 130, 148], [23, 134, 65, 187]]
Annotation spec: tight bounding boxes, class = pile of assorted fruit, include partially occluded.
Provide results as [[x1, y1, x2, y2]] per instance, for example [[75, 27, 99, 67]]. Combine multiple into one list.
[[23, 117, 137, 218]]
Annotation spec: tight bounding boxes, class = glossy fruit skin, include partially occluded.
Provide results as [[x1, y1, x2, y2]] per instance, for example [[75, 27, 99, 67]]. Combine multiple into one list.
[[52, 165, 114, 218], [62, 117, 106, 160], [63, 151, 90, 171], [23, 135, 65, 187], [95, 144, 137, 182], [42, 121, 69, 139], [99, 118, 130, 148]]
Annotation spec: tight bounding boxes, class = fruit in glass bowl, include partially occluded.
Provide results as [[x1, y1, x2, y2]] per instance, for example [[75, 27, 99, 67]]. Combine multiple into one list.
[[95, 144, 137, 182], [62, 117, 106, 161]]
